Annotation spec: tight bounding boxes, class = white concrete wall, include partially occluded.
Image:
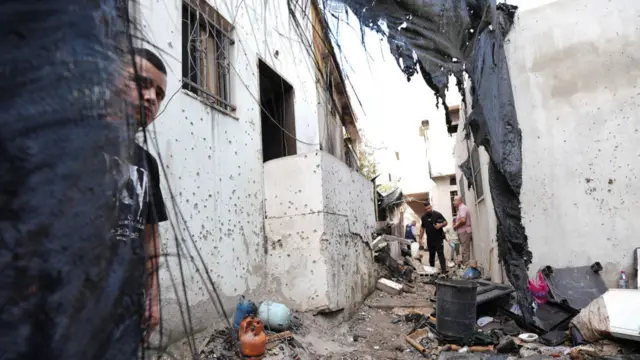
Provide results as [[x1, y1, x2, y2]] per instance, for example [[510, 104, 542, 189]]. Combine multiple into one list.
[[424, 86, 460, 178], [430, 177, 456, 224], [137, 0, 322, 342], [264, 151, 377, 313], [506, 0, 640, 287], [453, 119, 499, 278]]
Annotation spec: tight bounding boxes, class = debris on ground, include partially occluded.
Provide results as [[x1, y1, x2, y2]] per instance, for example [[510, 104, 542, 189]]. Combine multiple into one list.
[[377, 278, 405, 295], [190, 259, 639, 360], [570, 289, 640, 343]]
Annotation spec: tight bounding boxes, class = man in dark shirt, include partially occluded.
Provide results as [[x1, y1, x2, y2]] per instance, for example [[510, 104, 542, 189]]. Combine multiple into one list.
[[107, 47, 169, 340], [419, 201, 448, 273]]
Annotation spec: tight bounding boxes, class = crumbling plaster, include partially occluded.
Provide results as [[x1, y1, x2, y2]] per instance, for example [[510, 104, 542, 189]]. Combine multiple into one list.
[[137, 0, 322, 344], [264, 151, 377, 314], [506, 0, 640, 287]]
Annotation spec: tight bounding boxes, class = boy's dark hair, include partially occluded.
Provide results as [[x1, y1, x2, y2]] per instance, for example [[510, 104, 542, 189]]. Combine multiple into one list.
[[133, 47, 166, 75]]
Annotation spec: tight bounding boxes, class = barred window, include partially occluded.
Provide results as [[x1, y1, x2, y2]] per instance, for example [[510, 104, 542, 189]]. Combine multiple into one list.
[[182, 0, 235, 113]]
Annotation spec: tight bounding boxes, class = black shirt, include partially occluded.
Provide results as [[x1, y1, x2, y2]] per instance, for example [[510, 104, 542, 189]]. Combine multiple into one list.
[[105, 144, 168, 243], [421, 210, 446, 245], [101, 144, 167, 355]]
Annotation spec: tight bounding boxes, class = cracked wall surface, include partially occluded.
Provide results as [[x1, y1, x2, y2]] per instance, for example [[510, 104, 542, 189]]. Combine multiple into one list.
[[264, 151, 377, 314]]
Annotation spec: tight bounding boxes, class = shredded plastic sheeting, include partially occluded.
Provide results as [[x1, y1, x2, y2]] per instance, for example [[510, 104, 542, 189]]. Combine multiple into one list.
[[312, 0, 535, 322], [0, 1, 149, 358]]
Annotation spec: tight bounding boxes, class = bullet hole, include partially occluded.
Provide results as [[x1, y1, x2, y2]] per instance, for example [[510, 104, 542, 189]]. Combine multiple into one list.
[[608, 178, 615, 185]]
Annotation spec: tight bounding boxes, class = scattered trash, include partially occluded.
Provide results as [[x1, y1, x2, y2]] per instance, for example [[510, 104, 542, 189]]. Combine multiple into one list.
[[367, 298, 433, 310], [570, 288, 640, 343], [239, 315, 267, 359], [541, 262, 607, 311], [569, 340, 622, 359], [374, 244, 413, 281], [391, 307, 432, 317], [376, 278, 404, 295], [528, 271, 549, 304], [518, 333, 539, 343], [495, 336, 518, 354], [462, 265, 482, 280], [403, 281, 417, 294], [476, 317, 494, 328], [618, 270, 629, 289], [501, 319, 522, 336], [258, 301, 291, 332], [442, 344, 495, 353], [405, 335, 429, 357], [475, 279, 514, 306], [266, 330, 293, 344], [539, 330, 568, 346], [519, 343, 570, 358], [421, 266, 441, 275], [500, 295, 576, 334]]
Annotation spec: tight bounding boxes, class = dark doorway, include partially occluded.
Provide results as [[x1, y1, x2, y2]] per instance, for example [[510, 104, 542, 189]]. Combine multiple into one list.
[[259, 60, 296, 162]]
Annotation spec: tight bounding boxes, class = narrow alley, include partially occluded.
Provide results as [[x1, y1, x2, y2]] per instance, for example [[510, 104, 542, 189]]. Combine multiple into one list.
[[1, 0, 639, 359]]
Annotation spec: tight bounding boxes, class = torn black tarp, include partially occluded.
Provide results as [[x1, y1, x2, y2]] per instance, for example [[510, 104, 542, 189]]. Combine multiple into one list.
[[378, 188, 405, 209], [303, 0, 535, 323]]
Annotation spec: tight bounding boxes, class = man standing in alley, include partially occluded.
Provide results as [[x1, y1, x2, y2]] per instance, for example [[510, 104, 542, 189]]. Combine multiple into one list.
[[419, 202, 447, 273], [107, 47, 169, 341], [453, 195, 472, 264], [405, 220, 418, 243]]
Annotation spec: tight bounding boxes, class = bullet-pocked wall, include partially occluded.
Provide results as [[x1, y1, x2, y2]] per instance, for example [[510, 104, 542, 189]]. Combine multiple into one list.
[[506, 0, 640, 287], [138, 0, 321, 343], [263, 151, 377, 314]]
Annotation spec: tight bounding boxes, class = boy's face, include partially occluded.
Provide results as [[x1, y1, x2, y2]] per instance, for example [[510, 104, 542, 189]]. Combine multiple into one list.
[[122, 56, 167, 128]]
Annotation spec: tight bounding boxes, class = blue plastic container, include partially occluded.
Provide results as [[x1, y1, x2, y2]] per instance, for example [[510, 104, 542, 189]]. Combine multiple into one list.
[[232, 296, 257, 333]]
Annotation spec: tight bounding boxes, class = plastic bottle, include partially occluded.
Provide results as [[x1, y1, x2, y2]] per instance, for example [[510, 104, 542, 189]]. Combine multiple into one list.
[[618, 270, 629, 289]]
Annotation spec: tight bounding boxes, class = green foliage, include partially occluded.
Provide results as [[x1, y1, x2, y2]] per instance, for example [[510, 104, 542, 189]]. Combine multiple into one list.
[[357, 132, 378, 180], [377, 182, 399, 194]]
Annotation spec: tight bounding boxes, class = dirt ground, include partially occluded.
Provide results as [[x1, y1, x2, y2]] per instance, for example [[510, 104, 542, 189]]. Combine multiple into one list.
[[155, 280, 441, 360], [153, 255, 482, 360]]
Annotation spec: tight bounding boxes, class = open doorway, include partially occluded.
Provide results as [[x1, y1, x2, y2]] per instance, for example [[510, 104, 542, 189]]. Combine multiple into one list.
[[259, 60, 296, 162]]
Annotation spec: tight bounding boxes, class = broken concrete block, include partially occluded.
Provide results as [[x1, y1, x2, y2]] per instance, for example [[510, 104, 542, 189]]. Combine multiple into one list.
[[404, 256, 424, 271], [389, 241, 402, 260], [371, 235, 386, 251], [376, 278, 403, 295], [382, 234, 412, 246]]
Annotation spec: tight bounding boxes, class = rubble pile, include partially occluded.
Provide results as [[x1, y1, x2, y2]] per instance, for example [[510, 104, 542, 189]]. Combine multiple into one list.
[[185, 246, 638, 360]]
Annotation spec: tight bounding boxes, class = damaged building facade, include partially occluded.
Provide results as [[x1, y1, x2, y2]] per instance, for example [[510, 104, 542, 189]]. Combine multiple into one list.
[[454, 0, 640, 287], [137, 0, 376, 343]]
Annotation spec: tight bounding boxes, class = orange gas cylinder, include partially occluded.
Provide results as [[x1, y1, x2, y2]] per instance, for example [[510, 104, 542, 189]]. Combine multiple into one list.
[[239, 316, 266, 359]]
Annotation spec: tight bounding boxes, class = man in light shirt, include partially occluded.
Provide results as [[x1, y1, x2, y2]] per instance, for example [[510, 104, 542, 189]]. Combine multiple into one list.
[[452, 196, 473, 263], [405, 220, 418, 242]]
